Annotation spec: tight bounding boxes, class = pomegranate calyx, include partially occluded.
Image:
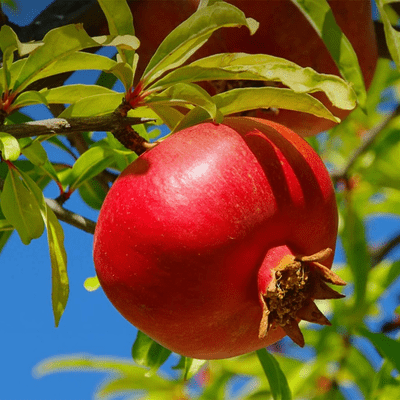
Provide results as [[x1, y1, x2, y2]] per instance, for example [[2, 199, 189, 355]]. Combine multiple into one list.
[[258, 248, 346, 347]]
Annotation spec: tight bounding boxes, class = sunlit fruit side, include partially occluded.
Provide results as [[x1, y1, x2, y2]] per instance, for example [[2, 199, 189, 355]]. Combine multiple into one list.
[[93, 117, 345, 359]]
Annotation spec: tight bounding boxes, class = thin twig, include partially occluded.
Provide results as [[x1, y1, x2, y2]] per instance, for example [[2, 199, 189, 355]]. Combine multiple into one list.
[[370, 231, 400, 268], [45, 198, 96, 234], [330, 104, 400, 183], [1, 115, 156, 139]]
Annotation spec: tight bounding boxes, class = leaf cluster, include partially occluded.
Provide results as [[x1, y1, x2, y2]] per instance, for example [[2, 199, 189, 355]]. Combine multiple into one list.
[[2, 0, 400, 399]]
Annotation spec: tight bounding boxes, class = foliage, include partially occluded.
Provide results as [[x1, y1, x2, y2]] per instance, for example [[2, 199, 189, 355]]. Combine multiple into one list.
[[1, 0, 400, 399]]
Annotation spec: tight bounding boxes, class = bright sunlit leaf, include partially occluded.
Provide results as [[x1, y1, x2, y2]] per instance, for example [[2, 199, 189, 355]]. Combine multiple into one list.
[[0, 132, 20, 160], [142, 1, 258, 86], [131, 331, 172, 376], [174, 87, 340, 132], [97, 0, 136, 66], [84, 275, 101, 292], [256, 349, 292, 400], [150, 52, 356, 112], [290, 0, 366, 108], [0, 167, 45, 244]]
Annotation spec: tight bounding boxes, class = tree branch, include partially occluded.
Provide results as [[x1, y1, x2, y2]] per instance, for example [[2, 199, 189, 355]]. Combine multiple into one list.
[[45, 198, 96, 234], [1, 115, 156, 139], [330, 104, 400, 183], [370, 231, 400, 268]]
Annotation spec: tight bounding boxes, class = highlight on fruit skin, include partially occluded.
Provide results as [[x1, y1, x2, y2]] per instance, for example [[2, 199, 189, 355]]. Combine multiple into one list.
[[93, 117, 345, 359]]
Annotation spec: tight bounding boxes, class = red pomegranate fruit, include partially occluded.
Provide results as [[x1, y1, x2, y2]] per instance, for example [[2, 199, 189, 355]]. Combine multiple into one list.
[[129, 0, 378, 136], [93, 117, 345, 359]]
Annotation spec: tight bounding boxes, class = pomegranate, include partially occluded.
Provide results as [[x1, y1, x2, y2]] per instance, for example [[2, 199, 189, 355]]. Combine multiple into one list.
[[129, 0, 378, 136], [93, 117, 345, 359]]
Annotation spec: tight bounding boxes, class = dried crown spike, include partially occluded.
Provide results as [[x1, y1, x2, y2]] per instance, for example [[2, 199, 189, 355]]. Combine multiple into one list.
[[259, 247, 346, 347]]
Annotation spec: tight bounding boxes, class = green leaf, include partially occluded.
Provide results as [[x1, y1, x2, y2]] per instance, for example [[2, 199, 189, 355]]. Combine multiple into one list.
[[45, 204, 69, 327], [384, 260, 400, 288], [174, 87, 340, 132], [78, 178, 108, 210], [149, 104, 185, 130], [151, 53, 356, 111], [97, 0, 136, 66], [107, 61, 134, 91], [146, 82, 220, 121], [358, 328, 400, 373], [0, 167, 45, 244], [60, 93, 124, 118], [10, 90, 48, 109], [142, 1, 258, 86], [24, 52, 117, 87], [370, 360, 400, 400], [16, 169, 69, 326], [83, 275, 100, 292], [0, 132, 20, 160], [39, 84, 118, 105], [20, 139, 60, 183], [13, 24, 139, 93], [290, 0, 366, 108], [33, 354, 173, 398], [131, 331, 172, 376], [340, 203, 369, 308], [67, 146, 115, 191], [256, 349, 292, 400], [172, 356, 208, 381], [0, 230, 13, 254], [376, 0, 400, 71], [0, 25, 19, 91]]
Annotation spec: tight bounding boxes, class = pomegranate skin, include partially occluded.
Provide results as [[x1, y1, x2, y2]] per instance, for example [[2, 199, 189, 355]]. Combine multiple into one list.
[[93, 117, 338, 359]]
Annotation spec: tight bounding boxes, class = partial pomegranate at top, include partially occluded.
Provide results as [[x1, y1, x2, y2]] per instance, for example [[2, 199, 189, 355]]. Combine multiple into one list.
[[93, 117, 345, 359], [130, 0, 378, 136]]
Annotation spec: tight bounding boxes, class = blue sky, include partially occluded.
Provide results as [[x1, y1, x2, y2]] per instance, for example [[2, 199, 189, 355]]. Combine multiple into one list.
[[2, 2, 143, 399], [1, 1, 400, 400]]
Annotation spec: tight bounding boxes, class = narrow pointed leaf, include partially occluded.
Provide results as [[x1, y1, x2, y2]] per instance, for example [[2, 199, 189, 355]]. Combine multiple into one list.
[[107, 61, 134, 91], [131, 331, 172, 376], [290, 0, 366, 108], [0, 132, 20, 160], [149, 104, 185, 130], [0, 25, 19, 90], [358, 328, 400, 373], [0, 230, 13, 254], [376, 0, 400, 70], [10, 90, 48, 109], [340, 203, 369, 307], [28, 52, 117, 85], [17, 169, 69, 327], [142, 1, 258, 85], [78, 179, 108, 210], [67, 146, 115, 191], [0, 26, 42, 89], [40, 84, 118, 105], [13, 24, 139, 93], [151, 53, 356, 111], [174, 87, 340, 132], [60, 93, 124, 118], [172, 356, 207, 381], [97, 0, 136, 66], [256, 349, 292, 400], [20, 139, 60, 183], [146, 82, 219, 121], [33, 354, 173, 396], [0, 168, 45, 244], [45, 204, 69, 327]]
